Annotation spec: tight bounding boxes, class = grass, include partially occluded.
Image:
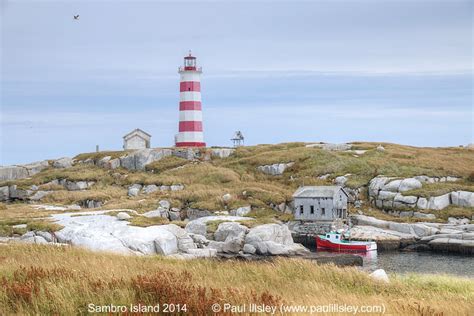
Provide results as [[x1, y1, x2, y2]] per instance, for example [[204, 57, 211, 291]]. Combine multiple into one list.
[[0, 244, 472, 315], [1, 142, 473, 225], [128, 216, 170, 227], [74, 150, 128, 161], [0, 217, 63, 237], [145, 156, 188, 173]]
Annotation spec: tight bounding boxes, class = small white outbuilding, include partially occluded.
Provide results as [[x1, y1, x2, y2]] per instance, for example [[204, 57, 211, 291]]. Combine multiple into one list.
[[123, 128, 151, 150]]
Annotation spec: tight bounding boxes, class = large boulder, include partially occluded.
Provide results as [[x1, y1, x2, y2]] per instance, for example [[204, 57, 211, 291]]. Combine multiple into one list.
[[351, 215, 389, 229], [119, 149, 173, 171], [377, 191, 397, 201], [257, 162, 294, 176], [117, 212, 131, 220], [143, 185, 158, 194], [210, 148, 235, 158], [370, 269, 389, 283], [214, 222, 249, 242], [398, 178, 422, 192], [245, 224, 294, 246], [230, 206, 252, 217], [0, 186, 9, 201], [0, 166, 29, 181], [368, 176, 390, 197], [142, 208, 168, 219], [393, 194, 417, 205], [28, 190, 51, 201], [161, 224, 196, 253], [244, 223, 306, 255], [382, 179, 402, 192], [9, 185, 32, 200], [427, 194, 451, 210], [334, 176, 348, 186], [128, 184, 142, 197], [53, 157, 73, 169], [417, 198, 428, 209], [65, 181, 92, 191], [451, 191, 474, 207]]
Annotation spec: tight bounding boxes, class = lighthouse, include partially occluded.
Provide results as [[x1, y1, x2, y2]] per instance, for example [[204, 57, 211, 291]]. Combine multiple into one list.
[[175, 52, 206, 147]]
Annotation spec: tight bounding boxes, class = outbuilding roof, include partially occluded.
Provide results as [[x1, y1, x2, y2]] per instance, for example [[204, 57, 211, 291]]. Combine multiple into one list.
[[292, 186, 348, 198], [123, 128, 151, 140]]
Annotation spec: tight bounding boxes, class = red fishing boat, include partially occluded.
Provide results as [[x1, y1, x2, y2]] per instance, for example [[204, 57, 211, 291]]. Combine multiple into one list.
[[316, 232, 377, 252]]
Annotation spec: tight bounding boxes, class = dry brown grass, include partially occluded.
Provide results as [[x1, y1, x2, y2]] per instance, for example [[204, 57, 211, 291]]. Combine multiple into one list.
[[0, 244, 472, 315]]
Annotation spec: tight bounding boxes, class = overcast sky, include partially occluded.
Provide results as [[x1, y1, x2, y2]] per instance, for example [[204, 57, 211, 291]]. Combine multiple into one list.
[[1, 0, 473, 165]]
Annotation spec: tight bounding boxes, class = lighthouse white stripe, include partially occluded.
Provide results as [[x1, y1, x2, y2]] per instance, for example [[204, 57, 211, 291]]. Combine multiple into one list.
[[180, 91, 201, 102], [180, 72, 201, 82], [179, 110, 203, 122], [176, 131, 204, 143]]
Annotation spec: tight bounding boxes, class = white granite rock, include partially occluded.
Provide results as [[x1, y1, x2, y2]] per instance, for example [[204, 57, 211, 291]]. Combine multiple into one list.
[[370, 269, 389, 283]]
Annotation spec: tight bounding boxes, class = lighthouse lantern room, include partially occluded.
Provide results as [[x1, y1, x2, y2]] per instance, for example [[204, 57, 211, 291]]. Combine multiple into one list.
[[175, 52, 206, 147]]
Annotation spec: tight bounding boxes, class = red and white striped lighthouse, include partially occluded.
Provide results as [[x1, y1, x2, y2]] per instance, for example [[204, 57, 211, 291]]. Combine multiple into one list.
[[175, 52, 206, 147]]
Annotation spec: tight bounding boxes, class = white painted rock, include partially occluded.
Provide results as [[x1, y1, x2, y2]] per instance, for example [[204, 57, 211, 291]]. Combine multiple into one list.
[[185, 216, 253, 237]]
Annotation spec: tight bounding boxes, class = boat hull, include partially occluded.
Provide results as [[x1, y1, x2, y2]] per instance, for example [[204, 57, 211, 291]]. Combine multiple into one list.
[[316, 236, 377, 252]]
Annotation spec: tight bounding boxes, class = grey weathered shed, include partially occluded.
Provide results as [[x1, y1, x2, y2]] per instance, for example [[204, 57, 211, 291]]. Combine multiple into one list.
[[292, 186, 348, 221], [123, 128, 151, 150]]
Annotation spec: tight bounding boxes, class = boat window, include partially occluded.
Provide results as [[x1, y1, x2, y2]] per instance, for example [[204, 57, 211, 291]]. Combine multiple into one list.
[[326, 235, 330, 238], [335, 235, 339, 239]]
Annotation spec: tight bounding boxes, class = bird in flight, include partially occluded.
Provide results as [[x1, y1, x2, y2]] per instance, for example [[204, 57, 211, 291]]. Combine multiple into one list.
[[73, 15, 80, 20]]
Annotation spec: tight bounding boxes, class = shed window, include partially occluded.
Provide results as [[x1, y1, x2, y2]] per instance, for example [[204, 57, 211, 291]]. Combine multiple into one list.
[[321, 208, 325, 215], [310, 205, 314, 214], [299, 205, 304, 215]]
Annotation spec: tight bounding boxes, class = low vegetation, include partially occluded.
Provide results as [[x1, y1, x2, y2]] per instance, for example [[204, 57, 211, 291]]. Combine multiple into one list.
[[0, 244, 472, 315], [1, 142, 473, 231]]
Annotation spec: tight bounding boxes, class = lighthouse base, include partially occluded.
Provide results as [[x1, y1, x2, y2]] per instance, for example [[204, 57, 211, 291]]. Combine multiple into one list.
[[175, 142, 206, 147]]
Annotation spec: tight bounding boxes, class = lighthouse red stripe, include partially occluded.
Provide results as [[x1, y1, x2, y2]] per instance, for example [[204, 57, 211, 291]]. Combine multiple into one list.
[[180, 81, 201, 92], [179, 101, 202, 111], [179, 121, 203, 132], [176, 142, 206, 147]]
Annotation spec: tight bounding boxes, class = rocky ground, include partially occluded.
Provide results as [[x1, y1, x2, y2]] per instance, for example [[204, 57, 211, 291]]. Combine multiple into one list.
[[1, 142, 473, 257]]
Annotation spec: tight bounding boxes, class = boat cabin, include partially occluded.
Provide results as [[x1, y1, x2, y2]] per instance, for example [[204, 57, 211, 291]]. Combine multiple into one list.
[[292, 186, 348, 221]]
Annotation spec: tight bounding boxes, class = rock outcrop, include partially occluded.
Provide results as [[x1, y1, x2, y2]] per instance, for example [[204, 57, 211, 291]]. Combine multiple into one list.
[[350, 215, 473, 253], [119, 149, 173, 171], [368, 175, 470, 211], [0, 160, 49, 181], [210, 148, 235, 158], [257, 162, 294, 176], [53, 157, 73, 169]]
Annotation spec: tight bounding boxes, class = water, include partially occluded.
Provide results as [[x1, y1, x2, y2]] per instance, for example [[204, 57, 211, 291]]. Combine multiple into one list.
[[317, 250, 474, 277]]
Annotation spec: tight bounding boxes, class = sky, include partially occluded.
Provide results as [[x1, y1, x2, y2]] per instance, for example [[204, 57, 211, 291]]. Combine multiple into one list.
[[1, 0, 473, 165]]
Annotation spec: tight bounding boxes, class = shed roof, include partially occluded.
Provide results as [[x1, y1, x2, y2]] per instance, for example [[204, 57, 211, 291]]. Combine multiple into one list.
[[123, 128, 151, 140], [292, 186, 348, 198]]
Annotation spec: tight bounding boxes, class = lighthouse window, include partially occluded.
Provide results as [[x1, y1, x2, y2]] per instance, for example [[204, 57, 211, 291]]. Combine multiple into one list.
[[310, 205, 314, 214]]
